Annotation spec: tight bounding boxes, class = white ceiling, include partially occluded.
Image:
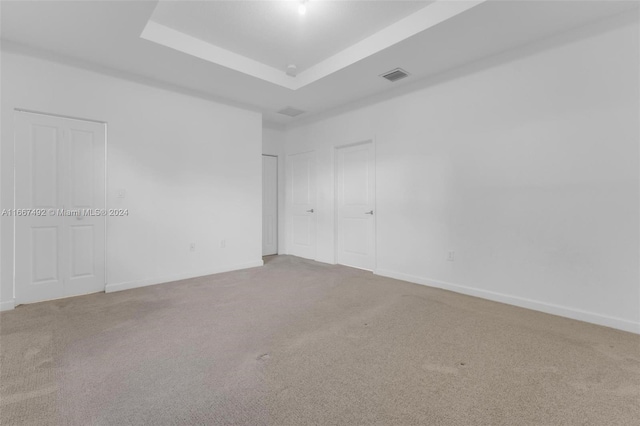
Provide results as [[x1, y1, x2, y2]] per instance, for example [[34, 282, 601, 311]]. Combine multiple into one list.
[[141, 0, 473, 89], [1, 1, 638, 127], [151, 1, 430, 72]]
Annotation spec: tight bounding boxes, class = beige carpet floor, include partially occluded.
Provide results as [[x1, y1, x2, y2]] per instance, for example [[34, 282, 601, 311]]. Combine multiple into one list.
[[1, 255, 639, 425]]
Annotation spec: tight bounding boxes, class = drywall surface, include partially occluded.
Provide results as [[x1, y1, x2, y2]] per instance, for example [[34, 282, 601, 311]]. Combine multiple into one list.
[[1, 50, 263, 307], [284, 15, 640, 332]]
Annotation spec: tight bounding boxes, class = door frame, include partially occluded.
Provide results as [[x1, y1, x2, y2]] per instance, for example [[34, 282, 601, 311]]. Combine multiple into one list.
[[12, 109, 108, 304], [333, 139, 377, 271], [262, 154, 278, 256]]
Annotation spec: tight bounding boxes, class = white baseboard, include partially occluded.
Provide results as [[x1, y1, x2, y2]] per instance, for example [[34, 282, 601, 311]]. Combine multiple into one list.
[[105, 260, 264, 294], [375, 269, 640, 335], [0, 299, 16, 311]]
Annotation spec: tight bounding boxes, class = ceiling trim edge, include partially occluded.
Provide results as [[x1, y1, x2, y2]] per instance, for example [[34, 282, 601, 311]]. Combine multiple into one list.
[[140, 20, 294, 88]]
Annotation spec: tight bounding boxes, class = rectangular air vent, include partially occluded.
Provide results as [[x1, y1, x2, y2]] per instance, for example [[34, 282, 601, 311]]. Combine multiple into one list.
[[277, 106, 306, 117], [380, 68, 410, 82]]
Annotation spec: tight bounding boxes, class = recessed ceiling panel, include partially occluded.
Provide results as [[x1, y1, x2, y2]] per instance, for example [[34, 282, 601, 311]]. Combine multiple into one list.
[[142, 0, 480, 89], [150, 1, 431, 73]]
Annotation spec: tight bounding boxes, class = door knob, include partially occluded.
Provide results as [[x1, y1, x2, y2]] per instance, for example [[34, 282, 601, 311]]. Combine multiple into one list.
[[307, 209, 314, 213], [365, 210, 374, 215]]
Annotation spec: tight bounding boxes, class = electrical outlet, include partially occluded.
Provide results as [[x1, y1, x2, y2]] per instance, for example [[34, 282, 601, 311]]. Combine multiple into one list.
[[190, 243, 196, 252], [220, 239, 226, 249], [447, 250, 455, 262]]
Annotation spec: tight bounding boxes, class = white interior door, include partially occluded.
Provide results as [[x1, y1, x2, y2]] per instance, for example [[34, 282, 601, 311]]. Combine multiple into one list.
[[288, 151, 316, 260], [14, 112, 106, 304], [262, 155, 278, 256], [336, 142, 375, 270]]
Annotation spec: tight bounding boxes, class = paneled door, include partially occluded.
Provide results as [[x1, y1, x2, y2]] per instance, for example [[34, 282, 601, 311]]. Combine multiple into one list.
[[335, 142, 375, 270], [14, 111, 106, 304], [262, 155, 278, 256], [288, 151, 316, 260]]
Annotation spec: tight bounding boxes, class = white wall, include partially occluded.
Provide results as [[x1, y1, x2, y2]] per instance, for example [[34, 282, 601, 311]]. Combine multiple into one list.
[[0, 49, 263, 308], [262, 126, 286, 254], [284, 14, 640, 333]]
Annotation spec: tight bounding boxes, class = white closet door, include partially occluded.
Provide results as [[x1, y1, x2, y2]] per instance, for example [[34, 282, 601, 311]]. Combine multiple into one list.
[[262, 155, 278, 256], [64, 119, 106, 297], [14, 112, 106, 304]]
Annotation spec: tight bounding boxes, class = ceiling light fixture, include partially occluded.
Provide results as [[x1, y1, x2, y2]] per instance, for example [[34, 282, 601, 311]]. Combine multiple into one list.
[[286, 64, 298, 77], [298, 0, 307, 16]]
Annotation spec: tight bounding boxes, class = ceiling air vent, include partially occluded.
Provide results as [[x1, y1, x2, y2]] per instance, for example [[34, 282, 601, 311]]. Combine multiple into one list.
[[277, 106, 306, 117], [380, 68, 410, 82]]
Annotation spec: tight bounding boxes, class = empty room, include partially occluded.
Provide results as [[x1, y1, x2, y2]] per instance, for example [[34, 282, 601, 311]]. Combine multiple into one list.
[[0, 0, 639, 424]]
